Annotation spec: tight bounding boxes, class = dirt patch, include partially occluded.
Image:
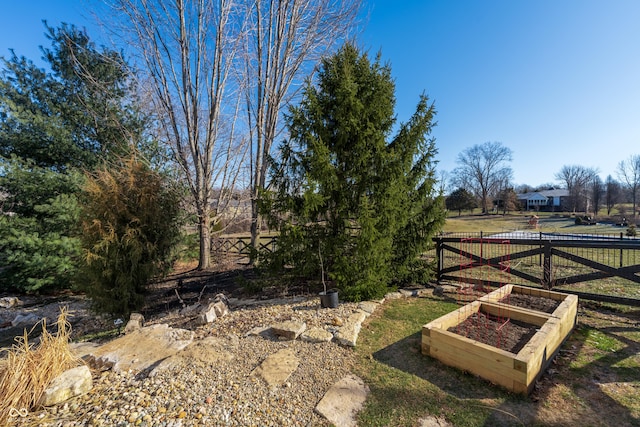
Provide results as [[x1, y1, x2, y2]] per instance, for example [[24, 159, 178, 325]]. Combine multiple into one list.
[[499, 293, 560, 313], [448, 312, 538, 354]]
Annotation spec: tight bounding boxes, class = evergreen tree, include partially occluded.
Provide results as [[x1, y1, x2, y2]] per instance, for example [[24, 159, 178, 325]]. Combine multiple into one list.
[[0, 156, 82, 292], [0, 23, 146, 170], [446, 187, 478, 216], [0, 24, 151, 293], [264, 44, 445, 301], [79, 154, 182, 316]]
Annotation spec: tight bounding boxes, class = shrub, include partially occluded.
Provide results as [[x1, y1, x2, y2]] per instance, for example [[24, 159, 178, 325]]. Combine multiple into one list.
[[626, 224, 637, 237], [79, 155, 182, 316]]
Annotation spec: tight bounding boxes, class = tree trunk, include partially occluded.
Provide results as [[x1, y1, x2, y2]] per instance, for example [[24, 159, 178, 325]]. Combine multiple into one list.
[[198, 203, 211, 269], [250, 198, 261, 262]]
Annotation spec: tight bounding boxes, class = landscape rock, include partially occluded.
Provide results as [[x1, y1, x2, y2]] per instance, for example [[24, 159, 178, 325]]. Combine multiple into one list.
[[271, 321, 306, 340], [335, 311, 368, 347], [251, 347, 300, 388], [39, 365, 93, 407], [197, 302, 218, 325], [0, 296, 21, 308], [245, 325, 272, 337], [399, 289, 417, 297], [357, 301, 380, 314], [11, 313, 40, 327], [416, 288, 434, 297], [300, 327, 334, 343], [150, 336, 237, 376], [384, 291, 403, 300], [212, 300, 229, 318], [315, 374, 369, 427], [124, 313, 144, 334], [84, 324, 194, 373], [71, 342, 101, 359]]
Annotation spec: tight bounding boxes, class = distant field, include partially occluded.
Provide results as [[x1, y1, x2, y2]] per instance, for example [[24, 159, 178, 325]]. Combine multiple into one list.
[[443, 212, 631, 235]]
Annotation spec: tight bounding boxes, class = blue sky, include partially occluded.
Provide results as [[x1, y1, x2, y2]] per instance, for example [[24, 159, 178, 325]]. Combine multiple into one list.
[[2, 0, 639, 188]]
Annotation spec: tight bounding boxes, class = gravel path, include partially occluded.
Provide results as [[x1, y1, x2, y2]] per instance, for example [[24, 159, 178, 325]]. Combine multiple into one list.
[[10, 298, 364, 426]]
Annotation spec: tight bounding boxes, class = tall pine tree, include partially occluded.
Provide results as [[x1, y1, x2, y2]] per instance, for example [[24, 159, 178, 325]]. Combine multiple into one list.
[[264, 44, 445, 301]]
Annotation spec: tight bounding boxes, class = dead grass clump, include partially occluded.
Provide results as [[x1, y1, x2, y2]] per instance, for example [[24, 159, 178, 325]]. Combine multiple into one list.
[[0, 308, 83, 425]]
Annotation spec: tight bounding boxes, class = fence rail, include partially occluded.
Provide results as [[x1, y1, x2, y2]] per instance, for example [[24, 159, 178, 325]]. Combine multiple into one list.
[[211, 235, 277, 258], [434, 232, 640, 306]]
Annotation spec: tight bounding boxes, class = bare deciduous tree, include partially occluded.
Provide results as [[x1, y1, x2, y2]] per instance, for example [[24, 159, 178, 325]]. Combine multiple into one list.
[[239, 0, 362, 254], [452, 141, 513, 214], [617, 154, 640, 219], [110, 0, 248, 268], [555, 165, 598, 213]]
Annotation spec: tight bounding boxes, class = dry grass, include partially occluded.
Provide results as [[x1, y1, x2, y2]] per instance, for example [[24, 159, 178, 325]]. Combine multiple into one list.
[[0, 308, 82, 426]]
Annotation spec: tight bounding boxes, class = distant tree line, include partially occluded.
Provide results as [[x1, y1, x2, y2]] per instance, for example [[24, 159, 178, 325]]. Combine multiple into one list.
[[443, 141, 640, 220]]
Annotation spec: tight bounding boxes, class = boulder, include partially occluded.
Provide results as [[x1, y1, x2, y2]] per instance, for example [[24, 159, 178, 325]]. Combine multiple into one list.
[[39, 365, 93, 407]]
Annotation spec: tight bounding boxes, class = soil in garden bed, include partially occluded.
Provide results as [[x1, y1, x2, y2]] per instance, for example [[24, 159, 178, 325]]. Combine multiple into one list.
[[448, 313, 539, 354], [498, 293, 560, 314]]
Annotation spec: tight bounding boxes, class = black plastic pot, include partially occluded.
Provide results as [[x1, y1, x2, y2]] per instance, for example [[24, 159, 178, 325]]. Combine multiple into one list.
[[319, 289, 339, 308]]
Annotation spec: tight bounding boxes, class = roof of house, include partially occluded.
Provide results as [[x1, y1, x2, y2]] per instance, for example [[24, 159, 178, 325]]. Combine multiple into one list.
[[517, 189, 569, 199]]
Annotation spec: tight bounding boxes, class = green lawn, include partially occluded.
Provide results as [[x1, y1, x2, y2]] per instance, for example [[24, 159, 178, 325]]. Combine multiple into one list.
[[354, 296, 640, 427]]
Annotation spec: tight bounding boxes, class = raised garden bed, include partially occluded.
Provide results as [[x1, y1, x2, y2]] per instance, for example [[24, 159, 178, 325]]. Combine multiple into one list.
[[480, 284, 578, 342], [422, 287, 577, 394]]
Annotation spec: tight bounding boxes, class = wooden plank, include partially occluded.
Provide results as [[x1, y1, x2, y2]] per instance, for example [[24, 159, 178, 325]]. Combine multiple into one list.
[[429, 329, 524, 380], [480, 302, 549, 326], [428, 332, 527, 392]]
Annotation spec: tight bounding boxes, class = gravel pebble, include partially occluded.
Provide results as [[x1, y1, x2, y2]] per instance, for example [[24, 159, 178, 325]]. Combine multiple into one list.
[[11, 298, 363, 426]]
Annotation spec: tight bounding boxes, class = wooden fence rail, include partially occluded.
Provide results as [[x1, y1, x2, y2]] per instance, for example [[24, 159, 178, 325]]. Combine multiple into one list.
[[211, 235, 277, 257], [434, 233, 640, 306]]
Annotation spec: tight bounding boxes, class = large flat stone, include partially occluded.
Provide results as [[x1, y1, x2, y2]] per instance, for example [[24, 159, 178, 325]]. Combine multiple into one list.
[[300, 327, 333, 343], [150, 336, 236, 376], [84, 324, 194, 373], [271, 321, 306, 340], [357, 301, 380, 315], [251, 348, 299, 388], [315, 374, 369, 427]]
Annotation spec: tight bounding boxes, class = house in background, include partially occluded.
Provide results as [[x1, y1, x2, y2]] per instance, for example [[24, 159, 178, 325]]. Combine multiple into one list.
[[517, 189, 570, 211]]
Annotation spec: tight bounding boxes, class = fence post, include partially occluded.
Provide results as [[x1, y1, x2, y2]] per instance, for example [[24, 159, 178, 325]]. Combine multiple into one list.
[[543, 240, 552, 289], [620, 232, 624, 268], [436, 238, 443, 284], [539, 231, 543, 266]]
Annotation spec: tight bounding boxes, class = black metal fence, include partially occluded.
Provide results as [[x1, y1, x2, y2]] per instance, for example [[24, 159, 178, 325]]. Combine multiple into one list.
[[434, 231, 640, 306]]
